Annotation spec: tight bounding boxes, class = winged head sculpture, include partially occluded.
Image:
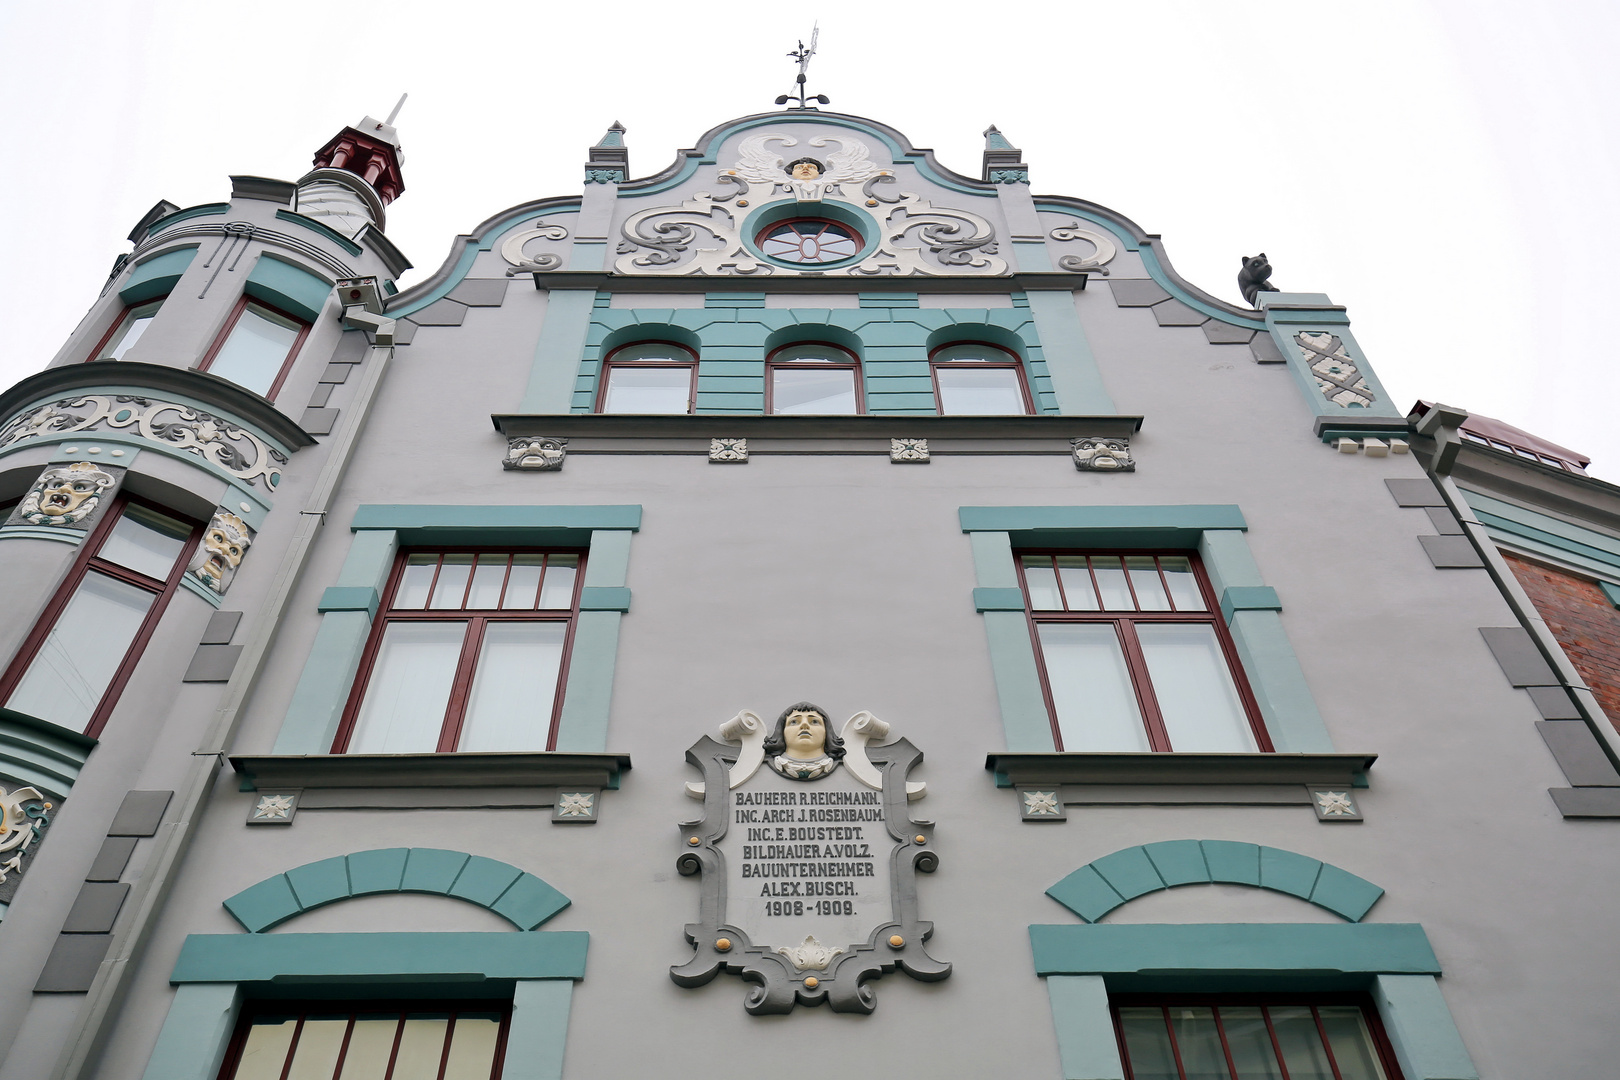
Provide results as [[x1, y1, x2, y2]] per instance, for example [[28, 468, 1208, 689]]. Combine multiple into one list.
[[732, 133, 881, 202]]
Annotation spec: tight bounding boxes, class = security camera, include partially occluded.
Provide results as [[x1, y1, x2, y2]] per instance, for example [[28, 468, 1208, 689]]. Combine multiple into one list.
[[335, 276, 383, 315]]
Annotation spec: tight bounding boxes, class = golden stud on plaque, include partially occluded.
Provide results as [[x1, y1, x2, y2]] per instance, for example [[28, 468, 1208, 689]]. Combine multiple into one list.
[[688, 836, 701, 845], [803, 977, 819, 989], [914, 835, 927, 844], [715, 938, 732, 952], [889, 935, 905, 948]]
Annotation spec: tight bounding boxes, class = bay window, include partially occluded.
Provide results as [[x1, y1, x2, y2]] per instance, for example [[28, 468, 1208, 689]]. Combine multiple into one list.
[[199, 296, 311, 400]]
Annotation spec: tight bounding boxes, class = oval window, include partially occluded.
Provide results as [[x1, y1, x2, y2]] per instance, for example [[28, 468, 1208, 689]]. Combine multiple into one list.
[[758, 219, 861, 265]]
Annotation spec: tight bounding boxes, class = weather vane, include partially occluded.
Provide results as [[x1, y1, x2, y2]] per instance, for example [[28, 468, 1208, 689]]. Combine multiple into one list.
[[776, 26, 829, 110]]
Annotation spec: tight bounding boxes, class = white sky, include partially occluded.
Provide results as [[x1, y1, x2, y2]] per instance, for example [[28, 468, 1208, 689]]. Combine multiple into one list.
[[2, 1, 1616, 475]]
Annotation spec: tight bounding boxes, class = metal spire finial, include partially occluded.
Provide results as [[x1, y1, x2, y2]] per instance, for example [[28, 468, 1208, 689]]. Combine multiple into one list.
[[775, 25, 829, 110], [385, 93, 408, 126]]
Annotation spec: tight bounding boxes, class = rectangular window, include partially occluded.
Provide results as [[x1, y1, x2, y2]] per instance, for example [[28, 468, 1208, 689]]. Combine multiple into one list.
[[87, 299, 164, 362], [1112, 995, 1405, 1080], [1018, 552, 1270, 752], [217, 1000, 511, 1080], [597, 342, 697, 414], [334, 550, 585, 753], [0, 498, 201, 736], [198, 296, 311, 400]]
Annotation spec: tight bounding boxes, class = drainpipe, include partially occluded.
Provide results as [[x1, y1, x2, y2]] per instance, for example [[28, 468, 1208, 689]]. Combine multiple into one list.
[[50, 301, 398, 1080], [1416, 404, 1620, 773]]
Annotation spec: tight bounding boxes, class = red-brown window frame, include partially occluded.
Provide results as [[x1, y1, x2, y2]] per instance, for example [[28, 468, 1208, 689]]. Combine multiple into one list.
[[1110, 993, 1407, 1080], [196, 294, 313, 402], [214, 998, 513, 1080], [764, 341, 864, 415], [331, 548, 588, 754], [595, 340, 699, 414], [84, 296, 167, 363], [1016, 550, 1272, 753], [755, 217, 863, 265], [928, 340, 1035, 415], [0, 493, 203, 739]]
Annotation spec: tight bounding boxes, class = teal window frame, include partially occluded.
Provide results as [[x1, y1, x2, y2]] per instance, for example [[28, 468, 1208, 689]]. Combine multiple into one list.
[[959, 505, 1331, 753]]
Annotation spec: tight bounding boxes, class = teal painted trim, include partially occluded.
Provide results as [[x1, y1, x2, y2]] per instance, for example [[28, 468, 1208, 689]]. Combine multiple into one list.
[[1227, 608, 1333, 752], [172, 931, 589, 983], [0, 525, 87, 546], [858, 293, 920, 308], [223, 848, 570, 932], [179, 574, 224, 608], [1197, 528, 1264, 593], [146, 203, 230, 236], [1372, 975, 1481, 1080], [120, 246, 198, 304], [318, 585, 380, 618], [351, 505, 641, 532], [520, 290, 598, 412], [584, 528, 633, 588], [1601, 581, 1620, 608], [960, 505, 1246, 533], [0, 708, 96, 801], [1047, 976, 1125, 1080], [335, 528, 399, 590], [1459, 487, 1620, 577], [246, 254, 334, 323], [1030, 922, 1437, 977], [705, 293, 766, 308], [1220, 584, 1282, 621], [274, 209, 364, 256], [969, 532, 1019, 589], [1047, 841, 1382, 923], [503, 981, 574, 1080], [983, 610, 1058, 751], [272, 610, 372, 753], [553, 611, 621, 753], [1262, 304, 1404, 422], [974, 586, 1026, 611], [579, 586, 631, 611], [1023, 289, 1116, 414], [139, 983, 241, 1080]]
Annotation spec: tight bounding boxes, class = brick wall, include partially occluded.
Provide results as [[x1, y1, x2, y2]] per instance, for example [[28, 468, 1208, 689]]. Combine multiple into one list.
[[1504, 552, 1620, 729]]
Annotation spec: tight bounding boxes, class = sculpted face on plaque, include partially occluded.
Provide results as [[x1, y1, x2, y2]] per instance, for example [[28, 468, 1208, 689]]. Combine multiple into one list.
[[763, 702, 845, 781]]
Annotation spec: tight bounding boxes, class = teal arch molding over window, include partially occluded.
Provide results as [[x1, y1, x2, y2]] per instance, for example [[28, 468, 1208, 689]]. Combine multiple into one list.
[[958, 505, 1332, 753], [1047, 840, 1385, 924], [222, 847, 571, 932]]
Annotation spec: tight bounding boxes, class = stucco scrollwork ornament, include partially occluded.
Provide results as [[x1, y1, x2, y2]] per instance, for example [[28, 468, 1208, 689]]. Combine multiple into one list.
[[674, 702, 948, 1013], [187, 510, 253, 595], [0, 782, 52, 900], [891, 438, 929, 463], [1071, 437, 1135, 472], [500, 221, 571, 275], [7, 461, 120, 528], [1295, 332, 1376, 408], [709, 438, 748, 463], [731, 133, 881, 202], [1048, 221, 1117, 275], [1310, 788, 1363, 821], [503, 436, 567, 471]]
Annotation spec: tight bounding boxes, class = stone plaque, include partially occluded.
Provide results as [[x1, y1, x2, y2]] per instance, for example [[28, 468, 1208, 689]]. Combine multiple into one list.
[[672, 703, 949, 1014]]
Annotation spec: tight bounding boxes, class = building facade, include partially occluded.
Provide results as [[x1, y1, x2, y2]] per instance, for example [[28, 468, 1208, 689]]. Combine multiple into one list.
[[0, 102, 1614, 1079]]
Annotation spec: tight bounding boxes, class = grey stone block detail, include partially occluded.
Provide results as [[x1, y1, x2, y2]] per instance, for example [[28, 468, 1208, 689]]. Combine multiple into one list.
[[410, 299, 468, 326], [1201, 321, 1255, 344], [1108, 279, 1171, 307], [1549, 787, 1620, 818], [1536, 721, 1620, 786], [1527, 685, 1582, 719], [183, 644, 243, 683], [318, 363, 352, 384], [1150, 299, 1209, 327], [1424, 507, 1464, 535], [392, 320, 418, 346], [1479, 627, 1559, 687], [306, 383, 334, 408], [1385, 478, 1446, 507], [199, 610, 241, 645], [1249, 334, 1285, 363], [300, 408, 339, 436], [62, 882, 131, 933], [1419, 535, 1484, 568], [34, 934, 112, 993], [85, 837, 138, 882], [447, 279, 510, 307], [108, 790, 172, 837]]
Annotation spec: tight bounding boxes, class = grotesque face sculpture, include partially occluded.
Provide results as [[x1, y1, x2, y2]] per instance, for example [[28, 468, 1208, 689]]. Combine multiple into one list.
[[1071, 438, 1136, 472], [187, 511, 252, 594], [504, 437, 567, 471], [782, 709, 827, 760], [14, 461, 116, 527], [787, 157, 824, 182]]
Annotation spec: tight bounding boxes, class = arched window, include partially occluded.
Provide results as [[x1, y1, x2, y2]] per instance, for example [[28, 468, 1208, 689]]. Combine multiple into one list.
[[598, 341, 698, 414], [766, 342, 862, 415], [929, 342, 1032, 415]]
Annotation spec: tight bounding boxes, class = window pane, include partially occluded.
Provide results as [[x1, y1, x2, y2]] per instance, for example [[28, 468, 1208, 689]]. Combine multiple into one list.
[[502, 555, 543, 610], [1318, 1008, 1388, 1080], [457, 623, 567, 751], [442, 1016, 501, 1080], [1127, 556, 1171, 611], [97, 504, 190, 580], [7, 570, 153, 731], [392, 1016, 451, 1080], [774, 345, 849, 363], [1118, 1008, 1179, 1080], [1159, 556, 1206, 611], [1037, 623, 1150, 751], [207, 306, 301, 396], [935, 368, 1026, 415], [102, 310, 156, 360], [1021, 557, 1062, 610], [233, 1016, 300, 1080], [603, 367, 690, 413], [1136, 624, 1258, 752], [772, 367, 857, 414], [1271, 1007, 1336, 1080], [1169, 1006, 1232, 1080], [348, 623, 465, 753], [1091, 556, 1135, 610], [430, 554, 474, 609], [396, 555, 439, 609], [539, 555, 578, 609], [286, 1017, 348, 1080], [1056, 557, 1098, 610], [466, 555, 508, 609], [336, 1016, 399, 1080], [1220, 1007, 1285, 1079]]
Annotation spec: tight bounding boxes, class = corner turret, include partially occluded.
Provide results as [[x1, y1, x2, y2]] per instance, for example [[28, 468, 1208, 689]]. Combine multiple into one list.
[[297, 98, 408, 238]]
